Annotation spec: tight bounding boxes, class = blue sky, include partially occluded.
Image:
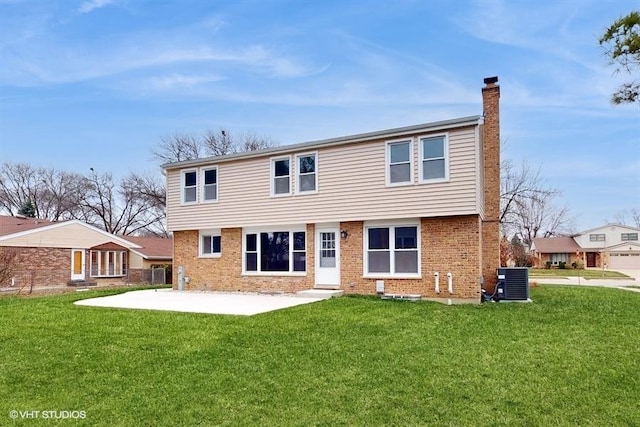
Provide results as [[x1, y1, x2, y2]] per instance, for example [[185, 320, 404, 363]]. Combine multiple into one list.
[[0, 0, 638, 232]]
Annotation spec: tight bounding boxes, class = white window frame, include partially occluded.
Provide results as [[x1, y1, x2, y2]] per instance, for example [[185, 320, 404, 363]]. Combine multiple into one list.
[[270, 156, 292, 197], [296, 152, 318, 194], [199, 229, 222, 258], [550, 253, 568, 265], [242, 225, 307, 276], [363, 219, 421, 279], [386, 139, 414, 186], [419, 133, 449, 183], [621, 233, 638, 241], [589, 234, 606, 242], [200, 166, 218, 203], [181, 169, 198, 204], [90, 250, 128, 277]]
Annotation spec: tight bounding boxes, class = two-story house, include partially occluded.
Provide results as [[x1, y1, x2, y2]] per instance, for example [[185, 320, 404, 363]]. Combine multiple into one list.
[[531, 224, 640, 269], [162, 77, 502, 300]]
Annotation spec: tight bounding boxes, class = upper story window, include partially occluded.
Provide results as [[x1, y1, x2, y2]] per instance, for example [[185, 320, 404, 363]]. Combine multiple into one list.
[[271, 157, 291, 196], [622, 233, 638, 241], [201, 167, 218, 202], [589, 234, 606, 242], [387, 140, 412, 185], [297, 153, 317, 193], [420, 135, 448, 182], [182, 170, 197, 204], [200, 229, 221, 257]]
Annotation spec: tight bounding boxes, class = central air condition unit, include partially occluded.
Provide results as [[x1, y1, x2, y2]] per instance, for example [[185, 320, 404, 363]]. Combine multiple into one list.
[[494, 267, 530, 302]]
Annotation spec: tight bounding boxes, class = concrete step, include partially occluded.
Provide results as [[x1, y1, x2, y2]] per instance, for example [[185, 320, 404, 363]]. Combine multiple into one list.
[[296, 289, 344, 299]]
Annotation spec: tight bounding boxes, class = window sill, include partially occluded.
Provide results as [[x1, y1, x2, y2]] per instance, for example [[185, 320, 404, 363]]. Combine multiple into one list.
[[363, 274, 421, 280], [242, 271, 307, 277], [91, 275, 126, 278], [419, 177, 449, 184], [385, 181, 413, 187], [199, 254, 222, 259]]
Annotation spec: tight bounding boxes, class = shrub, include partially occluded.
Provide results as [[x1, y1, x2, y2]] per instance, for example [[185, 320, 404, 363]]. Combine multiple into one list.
[[545, 261, 552, 269], [558, 261, 567, 269]]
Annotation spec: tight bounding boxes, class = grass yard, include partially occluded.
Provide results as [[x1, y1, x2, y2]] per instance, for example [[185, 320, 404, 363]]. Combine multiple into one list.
[[528, 268, 630, 279], [1, 286, 639, 426]]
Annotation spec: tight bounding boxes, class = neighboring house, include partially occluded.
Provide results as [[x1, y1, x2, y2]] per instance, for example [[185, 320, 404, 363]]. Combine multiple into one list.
[[531, 224, 640, 269], [0, 215, 173, 289], [162, 77, 502, 300]]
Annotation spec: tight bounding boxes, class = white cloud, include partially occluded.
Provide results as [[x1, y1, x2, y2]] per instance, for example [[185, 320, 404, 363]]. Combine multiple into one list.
[[78, 0, 113, 14], [148, 73, 225, 90]]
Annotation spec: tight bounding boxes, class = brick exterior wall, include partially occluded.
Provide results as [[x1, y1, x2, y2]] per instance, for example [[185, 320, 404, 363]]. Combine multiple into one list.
[[1, 246, 155, 289], [481, 77, 501, 291], [173, 216, 482, 299], [341, 216, 481, 299], [3, 247, 71, 288], [173, 225, 316, 293]]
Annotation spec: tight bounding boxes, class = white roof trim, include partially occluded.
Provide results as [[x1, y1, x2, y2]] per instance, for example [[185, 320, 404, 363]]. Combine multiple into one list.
[[574, 223, 640, 236], [0, 219, 142, 249]]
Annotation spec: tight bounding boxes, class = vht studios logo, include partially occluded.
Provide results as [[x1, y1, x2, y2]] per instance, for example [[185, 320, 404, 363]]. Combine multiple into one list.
[[9, 410, 87, 419]]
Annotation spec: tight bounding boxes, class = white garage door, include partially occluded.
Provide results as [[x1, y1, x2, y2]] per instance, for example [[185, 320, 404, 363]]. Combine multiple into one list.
[[609, 253, 640, 269]]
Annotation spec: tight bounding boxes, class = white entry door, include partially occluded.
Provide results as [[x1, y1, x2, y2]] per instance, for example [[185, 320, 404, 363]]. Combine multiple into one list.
[[71, 249, 85, 281], [315, 226, 340, 287]]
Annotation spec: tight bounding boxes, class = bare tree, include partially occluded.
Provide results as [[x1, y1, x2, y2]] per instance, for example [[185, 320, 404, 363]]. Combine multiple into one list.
[[0, 162, 86, 220], [152, 132, 203, 164], [77, 169, 166, 236], [510, 195, 573, 247], [0, 247, 18, 286], [121, 171, 168, 236], [612, 208, 640, 228], [500, 158, 574, 244], [154, 129, 278, 164]]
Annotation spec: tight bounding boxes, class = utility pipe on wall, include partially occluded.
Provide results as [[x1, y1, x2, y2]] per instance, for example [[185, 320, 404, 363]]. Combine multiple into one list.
[[434, 272, 440, 294], [447, 272, 453, 294]]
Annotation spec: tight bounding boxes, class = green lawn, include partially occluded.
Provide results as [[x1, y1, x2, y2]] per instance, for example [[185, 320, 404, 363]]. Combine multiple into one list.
[[1, 286, 639, 426], [529, 268, 630, 279]]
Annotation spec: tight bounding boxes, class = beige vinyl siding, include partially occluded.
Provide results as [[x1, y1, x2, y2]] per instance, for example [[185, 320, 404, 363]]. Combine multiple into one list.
[[166, 126, 481, 230], [0, 223, 136, 249]]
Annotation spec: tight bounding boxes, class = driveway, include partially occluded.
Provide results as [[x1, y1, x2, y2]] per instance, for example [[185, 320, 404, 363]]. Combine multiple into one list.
[[531, 269, 639, 291], [615, 269, 640, 281], [74, 289, 336, 315]]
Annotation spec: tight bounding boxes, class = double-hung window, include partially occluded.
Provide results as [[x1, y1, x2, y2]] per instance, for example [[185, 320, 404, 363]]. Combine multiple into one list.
[[272, 157, 291, 196], [244, 228, 306, 274], [621, 233, 638, 241], [420, 135, 448, 182], [182, 170, 197, 203], [200, 229, 221, 257], [297, 153, 317, 193], [201, 167, 218, 202], [365, 223, 419, 276], [589, 234, 606, 242], [387, 140, 412, 185]]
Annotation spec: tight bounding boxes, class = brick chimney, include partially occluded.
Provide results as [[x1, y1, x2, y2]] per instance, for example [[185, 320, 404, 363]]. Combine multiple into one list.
[[481, 76, 501, 291]]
